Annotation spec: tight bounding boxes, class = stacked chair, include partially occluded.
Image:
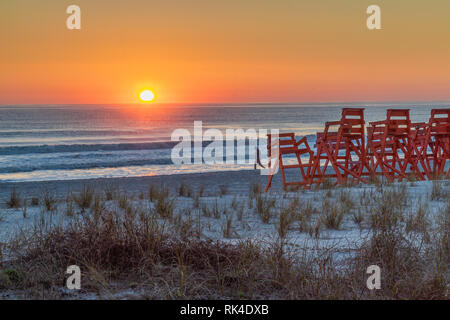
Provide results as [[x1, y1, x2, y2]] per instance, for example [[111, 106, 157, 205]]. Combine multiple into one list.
[[367, 109, 417, 182], [421, 109, 450, 178], [308, 108, 370, 187], [265, 133, 314, 192], [265, 108, 450, 191]]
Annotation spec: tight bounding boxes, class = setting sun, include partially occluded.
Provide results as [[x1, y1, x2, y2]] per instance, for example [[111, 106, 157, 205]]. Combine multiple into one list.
[[139, 90, 155, 102]]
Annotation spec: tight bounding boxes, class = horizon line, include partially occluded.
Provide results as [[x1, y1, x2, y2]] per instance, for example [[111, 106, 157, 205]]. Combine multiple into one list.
[[2, 99, 450, 107]]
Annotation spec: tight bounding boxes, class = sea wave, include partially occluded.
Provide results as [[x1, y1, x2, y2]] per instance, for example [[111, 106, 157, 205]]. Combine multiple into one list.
[[0, 141, 180, 155], [0, 158, 175, 173], [0, 134, 317, 156], [0, 129, 160, 137]]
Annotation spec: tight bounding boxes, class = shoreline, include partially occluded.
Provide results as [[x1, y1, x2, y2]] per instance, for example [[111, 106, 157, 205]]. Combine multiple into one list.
[[0, 169, 279, 203]]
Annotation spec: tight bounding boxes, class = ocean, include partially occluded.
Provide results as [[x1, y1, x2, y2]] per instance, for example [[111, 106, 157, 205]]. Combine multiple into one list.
[[0, 103, 447, 182]]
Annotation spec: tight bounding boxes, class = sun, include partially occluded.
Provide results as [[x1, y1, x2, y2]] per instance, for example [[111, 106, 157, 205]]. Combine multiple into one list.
[[139, 90, 155, 102]]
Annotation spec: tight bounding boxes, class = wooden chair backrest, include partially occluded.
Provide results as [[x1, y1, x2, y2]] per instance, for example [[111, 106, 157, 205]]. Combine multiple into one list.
[[429, 109, 450, 135], [386, 109, 411, 136], [340, 108, 365, 137]]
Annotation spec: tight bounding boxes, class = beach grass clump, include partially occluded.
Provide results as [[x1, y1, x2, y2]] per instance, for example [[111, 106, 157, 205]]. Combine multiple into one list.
[[248, 183, 261, 210], [431, 180, 443, 200], [178, 182, 193, 198], [277, 206, 296, 239], [352, 208, 364, 226], [359, 188, 375, 207], [248, 195, 253, 209], [311, 218, 323, 239], [299, 217, 323, 240], [173, 214, 195, 239], [255, 195, 276, 224], [65, 196, 75, 217], [154, 194, 175, 220], [73, 185, 94, 210], [395, 183, 408, 205], [295, 200, 314, 233], [369, 186, 407, 231], [22, 200, 27, 219], [192, 193, 200, 209], [298, 199, 315, 218], [250, 182, 261, 199], [201, 203, 211, 218], [198, 185, 205, 197], [338, 189, 354, 212], [149, 184, 169, 202], [92, 195, 106, 220], [6, 188, 21, 209], [198, 200, 224, 219], [319, 178, 334, 190], [104, 184, 117, 201], [231, 196, 243, 212], [405, 200, 429, 234], [212, 200, 224, 219], [43, 190, 57, 211], [321, 201, 344, 230], [219, 185, 228, 197], [368, 174, 382, 186], [30, 197, 39, 206], [118, 194, 129, 210], [407, 173, 418, 184], [297, 212, 310, 233], [222, 214, 234, 239], [236, 207, 244, 221], [149, 184, 158, 202]]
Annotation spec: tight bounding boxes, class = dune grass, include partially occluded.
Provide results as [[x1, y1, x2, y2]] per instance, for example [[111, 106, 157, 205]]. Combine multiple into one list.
[[0, 181, 448, 299]]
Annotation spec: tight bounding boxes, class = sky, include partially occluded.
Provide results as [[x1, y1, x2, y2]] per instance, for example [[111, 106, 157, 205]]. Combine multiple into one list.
[[1, 0, 450, 104]]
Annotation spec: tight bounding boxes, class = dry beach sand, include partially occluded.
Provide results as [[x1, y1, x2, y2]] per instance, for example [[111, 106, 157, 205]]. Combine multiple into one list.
[[0, 169, 448, 299]]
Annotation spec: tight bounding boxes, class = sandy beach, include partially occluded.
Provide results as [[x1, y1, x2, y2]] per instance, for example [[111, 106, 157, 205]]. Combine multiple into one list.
[[0, 168, 448, 299], [0, 169, 271, 201]]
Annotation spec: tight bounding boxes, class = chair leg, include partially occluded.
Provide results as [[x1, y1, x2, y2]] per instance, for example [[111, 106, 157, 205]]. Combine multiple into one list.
[[265, 174, 273, 192]]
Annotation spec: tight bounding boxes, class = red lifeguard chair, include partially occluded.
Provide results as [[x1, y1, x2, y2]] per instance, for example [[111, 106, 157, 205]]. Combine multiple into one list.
[[265, 133, 314, 192], [265, 107, 449, 192], [367, 109, 423, 182], [421, 109, 450, 178], [308, 108, 370, 187]]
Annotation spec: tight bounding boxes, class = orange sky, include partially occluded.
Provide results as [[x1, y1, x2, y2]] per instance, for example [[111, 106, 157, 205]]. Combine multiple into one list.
[[1, 0, 450, 104]]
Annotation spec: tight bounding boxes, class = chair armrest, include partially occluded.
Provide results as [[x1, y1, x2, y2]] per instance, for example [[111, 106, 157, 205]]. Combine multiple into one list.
[[325, 121, 341, 126], [369, 120, 387, 126], [323, 120, 341, 136]]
